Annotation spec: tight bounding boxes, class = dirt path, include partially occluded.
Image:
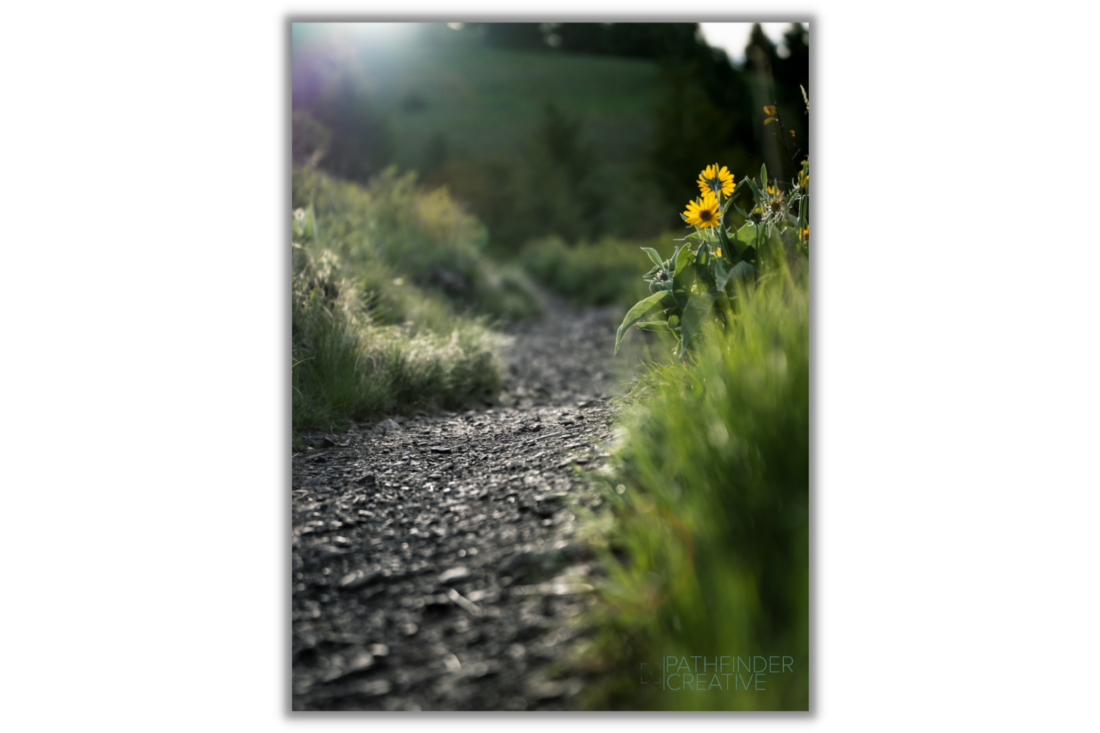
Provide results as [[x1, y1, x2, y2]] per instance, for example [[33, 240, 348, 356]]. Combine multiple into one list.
[[291, 293, 643, 711]]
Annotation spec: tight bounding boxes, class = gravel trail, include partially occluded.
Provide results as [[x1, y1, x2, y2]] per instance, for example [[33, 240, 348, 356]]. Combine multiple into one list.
[[291, 293, 643, 711]]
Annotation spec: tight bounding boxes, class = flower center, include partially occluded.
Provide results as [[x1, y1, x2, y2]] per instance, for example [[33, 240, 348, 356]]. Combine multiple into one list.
[[699, 209, 714, 222]]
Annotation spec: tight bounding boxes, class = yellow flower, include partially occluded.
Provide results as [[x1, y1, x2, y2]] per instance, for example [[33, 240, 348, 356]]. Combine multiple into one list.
[[697, 164, 735, 198], [798, 170, 809, 190], [763, 105, 777, 116], [801, 225, 809, 242], [716, 247, 722, 257], [683, 192, 721, 230]]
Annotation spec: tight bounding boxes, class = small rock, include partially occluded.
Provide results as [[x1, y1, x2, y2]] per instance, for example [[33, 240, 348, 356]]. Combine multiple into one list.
[[352, 679, 391, 697], [527, 680, 565, 701], [438, 566, 470, 584], [429, 446, 453, 454], [356, 473, 376, 485], [377, 419, 401, 431], [311, 544, 349, 561], [339, 569, 382, 590], [369, 643, 389, 657], [460, 661, 495, 679], [320, 652, 373, 683]]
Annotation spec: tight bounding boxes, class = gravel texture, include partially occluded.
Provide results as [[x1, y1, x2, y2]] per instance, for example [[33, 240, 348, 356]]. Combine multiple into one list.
[[292, 294, 645, 711]]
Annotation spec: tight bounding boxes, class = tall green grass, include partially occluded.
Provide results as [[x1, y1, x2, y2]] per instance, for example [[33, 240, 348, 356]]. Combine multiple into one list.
[[578, 264, 809, 711], [291, 166, 539, 433]]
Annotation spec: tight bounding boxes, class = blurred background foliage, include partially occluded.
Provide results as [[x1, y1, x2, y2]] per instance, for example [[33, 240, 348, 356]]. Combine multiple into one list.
[[292, 22, 808, 258]]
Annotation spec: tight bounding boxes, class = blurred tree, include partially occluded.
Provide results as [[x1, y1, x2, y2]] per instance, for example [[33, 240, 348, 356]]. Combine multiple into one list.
[[554, 22, 605, 54], [648, 64, 746, 213], [510, 104, 604, 244], [645, 27, 759, 219], [475, 22, 548, 51], [744, 23, 779, 79], [776, 24, 810, 169], [603, 23, 658, 56]]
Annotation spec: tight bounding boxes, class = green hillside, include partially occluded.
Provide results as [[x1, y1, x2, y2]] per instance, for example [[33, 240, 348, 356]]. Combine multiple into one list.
[[360, 25, 662, 175]]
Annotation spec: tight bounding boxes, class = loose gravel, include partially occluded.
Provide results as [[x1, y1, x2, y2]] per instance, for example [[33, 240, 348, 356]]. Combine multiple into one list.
[[292, 294, 646, 711]]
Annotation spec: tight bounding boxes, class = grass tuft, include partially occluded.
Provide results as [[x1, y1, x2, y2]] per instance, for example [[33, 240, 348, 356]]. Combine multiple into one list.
[[576, 262, 809, 710]]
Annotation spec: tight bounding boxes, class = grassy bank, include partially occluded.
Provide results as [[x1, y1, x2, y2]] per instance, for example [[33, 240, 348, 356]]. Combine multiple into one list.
[[520, 234, 676, 310], [292, 167, 542, 434], [578, 263, 809, 710]]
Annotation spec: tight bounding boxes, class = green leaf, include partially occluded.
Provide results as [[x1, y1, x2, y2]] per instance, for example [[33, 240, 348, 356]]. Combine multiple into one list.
[[674, 242, 694, 276], [672, 247, 697, 309], [614, 291, 674, 355], [717, 226, 734, 256], [694, 245, 717, 290], [760, 163, 768, 192], [634, 321, 672, 332], [694, 245, 709, 267], [679, 293, 714, 358], [745, 178, 762, 204], [640, 247, 664, 268], [734, 223, 759, 254]]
